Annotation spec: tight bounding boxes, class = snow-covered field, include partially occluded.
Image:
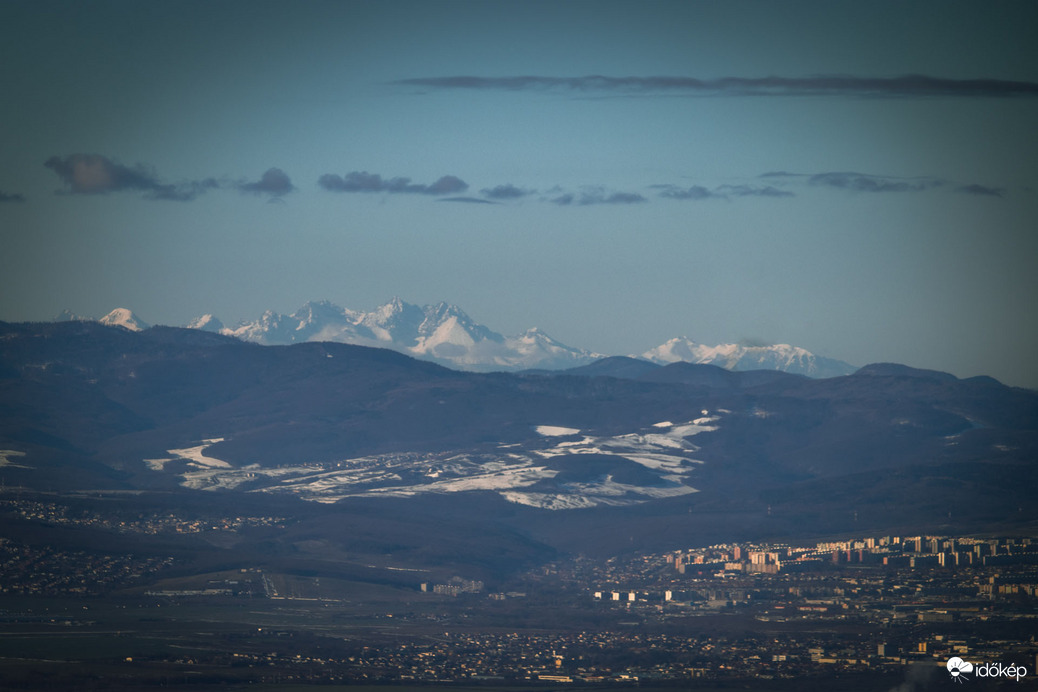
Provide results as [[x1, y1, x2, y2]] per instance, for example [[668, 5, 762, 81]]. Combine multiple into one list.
[[167, 439, 231, 468], [144, 416, 720, 509], [535, 425, 581, 437], [0, 449, 29, 469]]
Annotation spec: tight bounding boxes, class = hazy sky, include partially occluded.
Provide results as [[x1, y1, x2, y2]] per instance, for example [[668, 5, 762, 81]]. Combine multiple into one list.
[[2, 0, 1037, 387]]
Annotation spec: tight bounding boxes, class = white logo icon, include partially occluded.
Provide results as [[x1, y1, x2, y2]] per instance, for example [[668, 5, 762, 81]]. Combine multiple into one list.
[[947, 657, 974, 683]]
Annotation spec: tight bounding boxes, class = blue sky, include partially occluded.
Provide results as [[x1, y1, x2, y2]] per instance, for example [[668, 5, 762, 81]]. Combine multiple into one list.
[[2, 0, 1037, 387]]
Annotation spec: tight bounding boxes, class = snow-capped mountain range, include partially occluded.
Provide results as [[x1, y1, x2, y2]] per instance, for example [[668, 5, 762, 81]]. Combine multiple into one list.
[[99, 307, 151, 332], [186, 298, 602, 372], [643, 337, 855, 379], [82, 301, 856, 377]]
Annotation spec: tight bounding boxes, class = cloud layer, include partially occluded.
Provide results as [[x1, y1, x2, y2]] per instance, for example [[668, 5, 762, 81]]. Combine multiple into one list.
[[551, 189, 648, 206], [438, 196, 497, 204], [44, 154, 219, 201], [805, 171, 942, 193], [481, 184, 533, 200], [395, 74, 1038, 98], [318, 171, 468, 195], [655, 184, 794, 200], [956, 183, 1005, 197], [34, 155, 1007, 210], [43, 154, 295, 202], [760, 171, 1000, 196], [238, 168, 296, 197]]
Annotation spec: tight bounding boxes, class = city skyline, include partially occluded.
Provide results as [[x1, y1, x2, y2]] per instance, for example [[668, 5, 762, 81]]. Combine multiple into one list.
[[2, 1, 1037, 386]]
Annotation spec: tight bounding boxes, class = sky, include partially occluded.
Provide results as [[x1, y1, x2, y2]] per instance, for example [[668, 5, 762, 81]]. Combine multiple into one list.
[[2, 0, 1037, 387]]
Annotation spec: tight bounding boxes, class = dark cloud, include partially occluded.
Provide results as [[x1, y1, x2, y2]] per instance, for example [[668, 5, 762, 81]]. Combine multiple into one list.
[[657, 184, 719, 200], [599, 192, 647, 204], [551, 189, 647, 205], [717, 184, 794, 198], [0, 190, 26, 203], [957, 183, 1005, 197], [807, 172, 942, 193], [148, 179, 220, 202], [43, 153, 218, 201], [45, 153, 161, 194], [238, 168, 295, 197], [424, 175, 468, 195], [764, 171, 1006, 199], [318, 171, 468, 195], [437, 196, 497, 204], [395, 74, 1038, 98], [481, 183, 533, 199], [318, 171, 388, 192], [655, 183, 793, 200]]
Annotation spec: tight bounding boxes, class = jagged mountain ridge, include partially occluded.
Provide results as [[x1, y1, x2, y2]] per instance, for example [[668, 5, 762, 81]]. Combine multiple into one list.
[[215, 299, 601, 371], [89, 302, 855, 376]]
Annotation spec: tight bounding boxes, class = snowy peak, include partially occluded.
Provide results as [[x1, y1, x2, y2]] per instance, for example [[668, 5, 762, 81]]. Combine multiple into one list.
[[288, 301, 365, 343], [225, 309, 292, 343], [501, 328, 604, 371], [642, 338, 855, 378], [99, 308, 150, 332], [512, 327, 582, 353], [291, 300, 360, 328], [186, 314, 225, 332], [642, 336, 703, 364], [420, 301, 471, 334], [406, 302, 596, 369], [417, 302, 502, 346], [359, 297, 427, 343], [414, 314, 482, 356]]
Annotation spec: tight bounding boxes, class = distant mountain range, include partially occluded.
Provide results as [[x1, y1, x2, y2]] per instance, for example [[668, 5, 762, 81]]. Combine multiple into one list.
[[643, 337, 854, 379], [2, 319, 1036, 547], [75, 300, 857, 377]]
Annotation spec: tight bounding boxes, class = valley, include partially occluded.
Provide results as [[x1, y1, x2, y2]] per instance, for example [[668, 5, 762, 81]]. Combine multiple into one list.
[[1, 320, 1036, 689], [2, 487, 1036, 691]]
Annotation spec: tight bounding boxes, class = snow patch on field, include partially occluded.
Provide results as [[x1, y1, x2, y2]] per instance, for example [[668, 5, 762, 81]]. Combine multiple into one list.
[[167, 439, 231, 469], [502, 481, 698, 510], [536, 425, 581, 436], [0, 450, 29, 469], [146, 415, 721, 509]]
